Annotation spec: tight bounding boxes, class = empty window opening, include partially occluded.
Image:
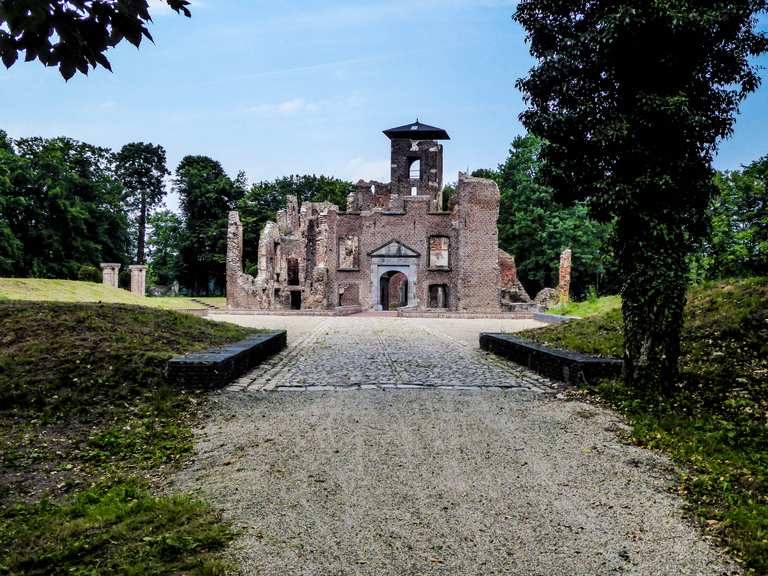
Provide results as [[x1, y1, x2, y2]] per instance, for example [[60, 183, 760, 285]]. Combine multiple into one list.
[[429, 236, 450, 268], [411, 186, 418, 196], [409, 158, 421, 179], [429, 285, 449, 308], [290, 291, 302, 310]]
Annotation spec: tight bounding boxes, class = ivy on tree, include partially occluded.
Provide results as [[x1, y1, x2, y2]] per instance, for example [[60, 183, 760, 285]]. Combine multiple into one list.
[[116, 143, 169, 265], [514, 1, 768, 396], [0, 0, 191, 80]]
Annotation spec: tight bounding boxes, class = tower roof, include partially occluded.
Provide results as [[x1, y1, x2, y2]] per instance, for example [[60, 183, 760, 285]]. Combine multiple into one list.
[[383, 120, 450, 141]]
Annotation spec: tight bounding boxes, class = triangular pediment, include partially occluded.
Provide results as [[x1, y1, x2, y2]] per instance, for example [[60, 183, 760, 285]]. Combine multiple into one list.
[[368, 240, 420, 258]]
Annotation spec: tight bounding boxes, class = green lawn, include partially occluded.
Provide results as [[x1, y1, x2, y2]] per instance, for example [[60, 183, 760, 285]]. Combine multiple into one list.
[[548, 294, 621, 318], [0, 278, 225, 309], [519, 278, 768, 575], [0, 302, 258, 575]]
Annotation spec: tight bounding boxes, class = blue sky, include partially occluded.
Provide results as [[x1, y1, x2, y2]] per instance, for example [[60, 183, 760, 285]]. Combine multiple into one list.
[[1, 1, 766, 212]]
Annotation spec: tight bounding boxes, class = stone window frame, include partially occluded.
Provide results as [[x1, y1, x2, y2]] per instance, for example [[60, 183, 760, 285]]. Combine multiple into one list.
[[428, 235, 451, 270]]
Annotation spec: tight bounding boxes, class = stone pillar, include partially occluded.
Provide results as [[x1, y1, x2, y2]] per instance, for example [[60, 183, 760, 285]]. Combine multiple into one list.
[[100, 263, 121, 288], [559, 248, 572, 304], [226, 211, 244, 308], [129, 265, 147, 297]]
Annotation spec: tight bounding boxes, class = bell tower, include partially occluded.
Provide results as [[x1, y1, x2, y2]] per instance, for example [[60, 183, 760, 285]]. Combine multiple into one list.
[[384, 120, 450, 211]]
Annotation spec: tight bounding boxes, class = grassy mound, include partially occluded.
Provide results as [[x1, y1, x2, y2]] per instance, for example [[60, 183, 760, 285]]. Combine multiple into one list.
[[519, 278, 768, 574], [0, 302, 257, 575], [0, 278, 225, 310], [0, 301, 249, 415]]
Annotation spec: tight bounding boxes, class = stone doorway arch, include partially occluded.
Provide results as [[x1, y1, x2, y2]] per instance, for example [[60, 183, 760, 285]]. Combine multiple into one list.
[[380, 270, 409, 311]]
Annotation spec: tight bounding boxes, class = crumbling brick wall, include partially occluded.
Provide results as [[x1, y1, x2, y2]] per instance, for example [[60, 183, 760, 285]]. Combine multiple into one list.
[[453, 174, 502, 312]]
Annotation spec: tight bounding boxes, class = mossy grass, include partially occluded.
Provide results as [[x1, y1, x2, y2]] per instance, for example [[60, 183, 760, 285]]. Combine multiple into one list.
[[0, 479, 233, 575], [548, 294, 622, 318], [0, 301, 260, 574], [519, 278, 768, 574]]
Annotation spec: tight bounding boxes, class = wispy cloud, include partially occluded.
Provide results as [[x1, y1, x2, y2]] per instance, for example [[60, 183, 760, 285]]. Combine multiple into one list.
[[245, 98, 319, 116], [244, 92, 365, 118]]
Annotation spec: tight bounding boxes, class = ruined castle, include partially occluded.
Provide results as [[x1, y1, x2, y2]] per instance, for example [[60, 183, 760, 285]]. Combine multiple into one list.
[[226, 121, 528, 312]]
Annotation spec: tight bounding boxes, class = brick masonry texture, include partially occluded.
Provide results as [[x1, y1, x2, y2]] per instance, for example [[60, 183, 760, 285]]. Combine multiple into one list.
[[226, 124, 525, 313], [480, 333, 624, 387], [167, 331, 287, 389]]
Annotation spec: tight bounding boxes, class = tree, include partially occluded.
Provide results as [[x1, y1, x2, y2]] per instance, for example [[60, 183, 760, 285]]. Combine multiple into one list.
[[694, 159, 768, 280], [0, 1, 191, 80], [0, 134, 130, 278], [115, 142, 169, 264], [238, 175, 354, 271], [175, 156, 245, 295], [477, 134, 616, 298], [146, 209, 183, 286], [515, 1, 768, 395]]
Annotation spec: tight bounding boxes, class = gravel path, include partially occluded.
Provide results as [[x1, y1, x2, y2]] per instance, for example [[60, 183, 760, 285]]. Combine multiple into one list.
[[173, 316, 736, 575]]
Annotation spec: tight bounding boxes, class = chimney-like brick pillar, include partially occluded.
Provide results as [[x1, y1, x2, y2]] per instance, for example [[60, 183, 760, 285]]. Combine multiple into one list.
[[129, 265, 147, 297], [559, 248, 572, 304], [100, 263, 121, 288]]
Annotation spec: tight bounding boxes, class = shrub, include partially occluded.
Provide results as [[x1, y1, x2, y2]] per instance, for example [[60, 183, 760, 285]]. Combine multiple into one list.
[[77, 264, 102, 283]]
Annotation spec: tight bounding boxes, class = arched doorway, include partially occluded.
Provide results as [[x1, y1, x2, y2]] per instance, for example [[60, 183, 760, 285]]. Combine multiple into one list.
[[379, 270, 408, 311]]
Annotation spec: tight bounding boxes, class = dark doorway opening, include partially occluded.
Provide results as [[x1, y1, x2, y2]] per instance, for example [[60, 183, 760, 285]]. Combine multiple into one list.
[[380, 271, 408, 311], [290, 291, 302, 310]]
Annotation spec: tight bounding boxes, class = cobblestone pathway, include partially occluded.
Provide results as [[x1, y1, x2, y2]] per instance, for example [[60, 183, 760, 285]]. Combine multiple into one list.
[[227, 316, 556, 392]]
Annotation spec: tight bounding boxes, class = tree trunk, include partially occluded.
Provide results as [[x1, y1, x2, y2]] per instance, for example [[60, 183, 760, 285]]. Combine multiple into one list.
[[137, 192, 147, 265], [619, 220, 688, 398]]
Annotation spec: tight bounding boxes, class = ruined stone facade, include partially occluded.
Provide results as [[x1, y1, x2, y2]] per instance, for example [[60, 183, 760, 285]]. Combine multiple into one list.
[[226, 121, 507, 312]]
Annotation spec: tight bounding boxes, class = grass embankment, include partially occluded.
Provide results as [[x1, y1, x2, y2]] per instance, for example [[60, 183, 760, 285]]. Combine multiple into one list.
[[548, 294, 621, 318], [0, 278, 225, 309], [0, 302, 257, 575], [520, 278, 768, 574]]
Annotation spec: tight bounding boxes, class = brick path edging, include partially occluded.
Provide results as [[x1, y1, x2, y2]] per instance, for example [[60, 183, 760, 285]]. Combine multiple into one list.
[[167, 330, 287, 388], [479, 333, 623, 386]]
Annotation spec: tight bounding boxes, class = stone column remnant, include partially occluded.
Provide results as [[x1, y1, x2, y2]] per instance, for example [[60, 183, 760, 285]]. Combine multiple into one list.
[[129, 265, 147, 297], [559, 248, 572, 304], [100, 263, 121, 288]]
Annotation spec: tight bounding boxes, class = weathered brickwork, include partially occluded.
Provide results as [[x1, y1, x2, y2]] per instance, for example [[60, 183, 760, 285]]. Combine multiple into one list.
[[558, 248, 572, 303], [226, 122, 511, 313]]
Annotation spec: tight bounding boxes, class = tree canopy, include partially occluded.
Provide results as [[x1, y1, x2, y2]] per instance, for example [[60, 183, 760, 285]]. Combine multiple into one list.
[[478, 134, 616, 299], [514, 0, 768, 395], [0, 132, 130, 278], [115, 142, 169, 264], [0, 0, 191, 79], [175, 156, 246, 295]]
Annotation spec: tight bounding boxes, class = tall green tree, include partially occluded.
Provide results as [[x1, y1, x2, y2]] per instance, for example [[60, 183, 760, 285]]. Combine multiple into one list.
[[482, 134, 615, 298], [175, 156, 245, 295], [115, 142, 169, 264], [515, 1, 768, 396], [695, 158, 768, 279], [0, 1, 191, 79], [0, 134, 130, 278], [146, 209, 183, 286]]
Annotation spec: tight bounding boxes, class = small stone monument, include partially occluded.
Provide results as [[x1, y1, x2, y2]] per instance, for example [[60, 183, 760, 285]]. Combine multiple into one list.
[[100, 263, 121, 288], [129, 265, 147, 297]]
